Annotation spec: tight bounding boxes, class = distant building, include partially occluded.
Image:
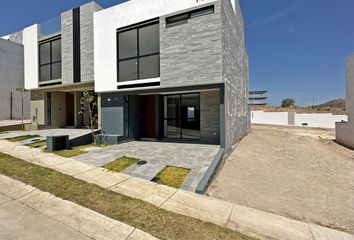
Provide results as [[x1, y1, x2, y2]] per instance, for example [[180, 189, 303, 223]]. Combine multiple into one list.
[[249, 90, 267, 105]]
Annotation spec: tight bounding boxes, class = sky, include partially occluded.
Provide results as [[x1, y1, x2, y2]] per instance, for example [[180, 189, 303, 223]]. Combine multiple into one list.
[[1, 0, 353, 106]]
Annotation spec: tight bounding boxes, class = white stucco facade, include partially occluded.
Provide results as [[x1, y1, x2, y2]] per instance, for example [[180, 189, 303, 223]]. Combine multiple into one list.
[[94, 0, 220, 92], [23, 24, 39, 89]]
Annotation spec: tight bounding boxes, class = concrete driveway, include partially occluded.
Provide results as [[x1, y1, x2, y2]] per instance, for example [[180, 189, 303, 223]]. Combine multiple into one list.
[[207, 124, 354, 234], [74, 141, 220, 191]]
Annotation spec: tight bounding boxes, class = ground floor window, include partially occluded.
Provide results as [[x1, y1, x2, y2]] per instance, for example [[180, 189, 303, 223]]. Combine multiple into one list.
[[163, 93, 200, 139]]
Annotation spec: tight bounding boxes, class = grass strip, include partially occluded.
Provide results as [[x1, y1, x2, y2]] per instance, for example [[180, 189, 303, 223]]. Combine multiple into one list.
[[103, 156, 137, 172], [152, 165, 191, 188], [6, 135, 40, 142], [0, 152, 255, 240], [45, 144, 104, 158], [26, 141, 46, 148]]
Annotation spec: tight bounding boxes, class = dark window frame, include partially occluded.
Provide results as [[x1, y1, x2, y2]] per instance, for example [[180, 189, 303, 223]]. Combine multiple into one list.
[[163, 93, 201, 139], [166, 5, 214, 28], [38, 36, 62, 82], [116, 19, 160, 82]]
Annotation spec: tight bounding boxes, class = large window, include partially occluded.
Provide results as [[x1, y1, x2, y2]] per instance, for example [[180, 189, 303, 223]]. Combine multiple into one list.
[[164, 93, 200, 139], [117, 20, 160, 82], [39, 37, 62, 81]]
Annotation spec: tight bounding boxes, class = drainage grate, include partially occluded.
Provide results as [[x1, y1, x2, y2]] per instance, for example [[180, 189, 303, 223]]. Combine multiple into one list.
[[137, 160, 147, 165]]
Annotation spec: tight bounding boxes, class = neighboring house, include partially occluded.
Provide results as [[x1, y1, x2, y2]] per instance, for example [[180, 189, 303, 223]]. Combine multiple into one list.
[[5, 2, 103, 129], [336, 54, 354, 148], [0, 37, 29, 120], [249, 90, 267, 105], [94, 0, 249, 153]]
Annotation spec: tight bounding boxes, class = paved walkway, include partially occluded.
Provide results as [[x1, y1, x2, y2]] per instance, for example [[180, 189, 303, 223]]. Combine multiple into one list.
[[0, 128, 92, 145], [0, 174, 157, 240], [0, 140, 353, 240], [74, 141, 220, 191]]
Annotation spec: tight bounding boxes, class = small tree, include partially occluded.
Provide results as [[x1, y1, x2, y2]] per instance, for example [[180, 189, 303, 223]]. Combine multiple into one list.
[[281, 98, 296, 108], [15, 87, 29, 130], [79, 90, 98, 144]]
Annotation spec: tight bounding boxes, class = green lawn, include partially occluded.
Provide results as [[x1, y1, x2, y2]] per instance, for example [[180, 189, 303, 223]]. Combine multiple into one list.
[[0, 152, 255, 240], [6, 135, 40, 142], [103, 156, 137, 172], [152, 166, 191, 188], [26, 141, 47, 148], [46, 144, 99, 158]]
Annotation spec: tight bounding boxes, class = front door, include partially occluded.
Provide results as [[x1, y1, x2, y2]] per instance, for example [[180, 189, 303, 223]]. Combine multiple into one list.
[[65, 93, 75, 126], [141, 95, 156, 138]]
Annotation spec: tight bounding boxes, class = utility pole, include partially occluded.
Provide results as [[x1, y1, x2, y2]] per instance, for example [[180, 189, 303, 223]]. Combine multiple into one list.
[[16, 88, 28, 130]]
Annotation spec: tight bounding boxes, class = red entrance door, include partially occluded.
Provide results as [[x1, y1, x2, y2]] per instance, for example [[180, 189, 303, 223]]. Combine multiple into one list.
[[141, 95, 156, 138]]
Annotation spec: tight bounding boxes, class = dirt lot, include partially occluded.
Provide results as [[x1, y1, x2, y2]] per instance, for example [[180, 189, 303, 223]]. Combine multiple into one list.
[[207, 124, 354, 234]]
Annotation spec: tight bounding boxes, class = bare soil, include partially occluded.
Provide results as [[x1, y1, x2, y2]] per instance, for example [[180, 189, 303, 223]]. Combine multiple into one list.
[[207, 124, 354, 234]]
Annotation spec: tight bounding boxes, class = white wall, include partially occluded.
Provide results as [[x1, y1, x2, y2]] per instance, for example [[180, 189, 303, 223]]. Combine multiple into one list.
[[94, 0, 216, 93], [251, 111, 348, 129], [251, 111, 289, 126], [23, 24, 39, 90], [295, 113, 347, 128]]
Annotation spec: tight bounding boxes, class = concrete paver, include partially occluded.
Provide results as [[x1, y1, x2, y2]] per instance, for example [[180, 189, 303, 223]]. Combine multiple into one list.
[[19, 190, 135, 240], [128, 229, 159, 240], [228, 204, 312, 240], [51, 160, 96, 176], [0, 174, 35, 199], [76, 167, 133, 188], [309, 224, 354, 240], [110, 177, 177, 206], [161, 189, 234, 226]]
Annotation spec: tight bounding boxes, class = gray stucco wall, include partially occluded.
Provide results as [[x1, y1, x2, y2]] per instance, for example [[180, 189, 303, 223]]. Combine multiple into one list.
[[0, 38, 30, 120], [61, 10, 74, 85], [201, 90, 220, 144], [160, 1, 223, 88], [221, 0, 250, 153], [336, 54, 354, 148], [80, 2, 103, 83], [61, 1, 102, 84]]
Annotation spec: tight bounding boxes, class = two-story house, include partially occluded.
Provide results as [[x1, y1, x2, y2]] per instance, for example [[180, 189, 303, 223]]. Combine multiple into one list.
[[4, 0, 249, 154], [95, 0, 249, 153]]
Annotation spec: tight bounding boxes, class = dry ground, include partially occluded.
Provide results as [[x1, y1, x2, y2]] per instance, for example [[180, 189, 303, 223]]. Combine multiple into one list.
[[207, 124, 354, 234]]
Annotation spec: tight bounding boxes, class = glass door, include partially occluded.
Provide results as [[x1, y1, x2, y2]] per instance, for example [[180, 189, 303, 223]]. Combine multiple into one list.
[[164, 93, 200, 139]]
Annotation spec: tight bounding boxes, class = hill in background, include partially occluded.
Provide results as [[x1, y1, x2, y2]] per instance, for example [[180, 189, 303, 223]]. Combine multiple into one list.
[[315, 98, 345, 109], [251, 98, 346, 115]]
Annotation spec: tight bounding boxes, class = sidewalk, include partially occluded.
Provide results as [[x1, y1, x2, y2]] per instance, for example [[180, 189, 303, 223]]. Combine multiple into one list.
[[0, 174, 157, 240], [0, 140, 353, 240]]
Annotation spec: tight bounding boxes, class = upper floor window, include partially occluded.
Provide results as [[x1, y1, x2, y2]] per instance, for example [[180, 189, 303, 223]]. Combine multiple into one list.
[[166, 5, 214, 28], [117, 20, 160, 82], [39, 37, 61, 82]]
